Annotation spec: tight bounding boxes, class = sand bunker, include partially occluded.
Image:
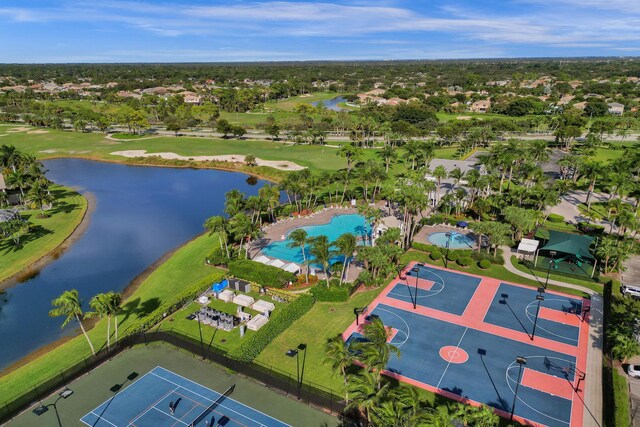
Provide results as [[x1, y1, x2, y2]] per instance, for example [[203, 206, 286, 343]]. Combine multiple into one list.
[[7, 127, 31, 132], [39, 149, 58, 154], [110, 150, 305, 171], [27, 130, 49, 134]]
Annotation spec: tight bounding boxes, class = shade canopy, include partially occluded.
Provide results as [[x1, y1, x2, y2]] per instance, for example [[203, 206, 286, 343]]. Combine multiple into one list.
[[517, 238, 539, 254], [282, 262, 301, 273], [539, 230, 595, 260], [253, 255, 271, 265]]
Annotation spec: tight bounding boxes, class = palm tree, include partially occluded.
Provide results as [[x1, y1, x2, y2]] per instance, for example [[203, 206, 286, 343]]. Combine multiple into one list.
[[582, 160, 608, 209], [49, 290, 95, 355], [288, 228, 310, 283], [347, 369, 389, 426], [0, 144, 22, 172], [229, 213, 259, 259], [86, 293, 111, 350], [310, 235, 332, 287], [107, 292, 123, 346], [4, 168, 28, 205], [432, 165, 447, 202], [27, 180, 54, 216], [334, 233, 357, 285], [378, 145, 397, 172], [323, 334, 354, 401], [448, 167, 463, 191], [204, 215, 230, 258]]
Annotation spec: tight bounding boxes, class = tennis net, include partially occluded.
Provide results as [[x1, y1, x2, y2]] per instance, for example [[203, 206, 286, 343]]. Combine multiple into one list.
[[189, 384, 235, 426]]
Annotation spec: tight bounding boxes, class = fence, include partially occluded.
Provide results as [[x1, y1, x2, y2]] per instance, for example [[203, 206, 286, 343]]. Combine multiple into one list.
[[0, 330, 346, 424]]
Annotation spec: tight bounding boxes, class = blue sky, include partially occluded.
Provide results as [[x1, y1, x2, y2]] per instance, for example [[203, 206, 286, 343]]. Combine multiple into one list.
[[1, 0, 639, 63]]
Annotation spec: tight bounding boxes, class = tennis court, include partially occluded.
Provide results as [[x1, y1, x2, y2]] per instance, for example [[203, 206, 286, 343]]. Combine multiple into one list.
[[343, 262, 590, 427], [81, 366, 289, 427]]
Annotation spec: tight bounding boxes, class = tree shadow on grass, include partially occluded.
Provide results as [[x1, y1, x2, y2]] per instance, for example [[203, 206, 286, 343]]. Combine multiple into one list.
[[0, 224, 53, 255], [136, 298, 161, 318]]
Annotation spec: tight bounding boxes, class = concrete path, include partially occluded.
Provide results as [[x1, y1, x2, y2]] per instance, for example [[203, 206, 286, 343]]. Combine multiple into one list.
[[501, 247, 603, 427]]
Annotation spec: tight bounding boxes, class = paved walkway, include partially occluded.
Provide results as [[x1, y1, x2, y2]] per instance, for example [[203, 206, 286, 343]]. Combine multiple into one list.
[[501, 247, 603, 427]]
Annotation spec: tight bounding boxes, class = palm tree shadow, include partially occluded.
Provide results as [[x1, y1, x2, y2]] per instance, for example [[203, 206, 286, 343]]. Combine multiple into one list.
[[120, 298, 140, 323], [0, 225, 53, 254], [136, 298, 161, 317]]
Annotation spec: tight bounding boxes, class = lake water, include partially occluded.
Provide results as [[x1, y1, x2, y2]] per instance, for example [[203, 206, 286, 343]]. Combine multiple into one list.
[[0, 159, 266, 370], [311, 96, 348, 111]]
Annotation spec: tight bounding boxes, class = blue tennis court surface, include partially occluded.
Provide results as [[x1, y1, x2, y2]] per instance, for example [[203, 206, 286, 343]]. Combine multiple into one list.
[[483, 283, 582, 345], [388, 264, 480, 315], [350, 304, 576, 427], [81, 366, 290, 427]]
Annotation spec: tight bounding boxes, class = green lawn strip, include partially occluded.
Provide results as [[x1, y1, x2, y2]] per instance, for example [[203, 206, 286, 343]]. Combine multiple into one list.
[[159, 291, 287, 353], [255, 288, 384, 391], [612, 367, 630, 427], [0, 185, 86, 283], [399, 250, 595, 297], [0, 232, 223, 401]]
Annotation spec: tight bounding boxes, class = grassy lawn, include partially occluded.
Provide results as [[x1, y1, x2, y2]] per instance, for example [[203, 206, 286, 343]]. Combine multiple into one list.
[[265, 92, 343, 111], [158, 291, 287, 353], [593, 142, 635, 163], [0, 185, 86, 283], [255, 287, 384, 391], [0, 232, 224, 401]]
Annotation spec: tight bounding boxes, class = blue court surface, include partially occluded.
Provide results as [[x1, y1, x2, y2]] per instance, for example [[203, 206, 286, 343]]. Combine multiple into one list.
[[483, 283, 582, 345], [347, 304, 577, 427], [81, 366, 290, 427], [388, 264, 481, 315]]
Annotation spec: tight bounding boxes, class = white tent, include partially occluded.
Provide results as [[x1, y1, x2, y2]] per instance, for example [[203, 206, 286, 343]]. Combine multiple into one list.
[[266, 258, 286, 269], [517, 238, 540, 257], [254, 255, 271, 265], [282, 262, 301, 274]]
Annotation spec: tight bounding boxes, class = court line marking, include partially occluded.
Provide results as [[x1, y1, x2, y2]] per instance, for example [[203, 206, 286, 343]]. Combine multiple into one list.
[[79, 411, 119, 427], [80, 366, 164, 426], [151, 368, 290, 427], [524, 298, 579, 343], [389, 267, 447, 300], [375, 307, 410, 348], [150, 406, 190, 426], [436, 326, 469, 390], [505, 355, 574, 425], [128, 386, 179, 426]]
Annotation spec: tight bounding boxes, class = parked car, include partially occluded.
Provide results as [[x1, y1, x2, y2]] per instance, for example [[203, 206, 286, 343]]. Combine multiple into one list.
[[622, 285, 640, 299], [628, 365, 640, 379]]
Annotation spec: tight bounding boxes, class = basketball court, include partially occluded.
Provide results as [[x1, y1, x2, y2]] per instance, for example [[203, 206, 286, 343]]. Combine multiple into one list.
[[343, 262, 590, 427]]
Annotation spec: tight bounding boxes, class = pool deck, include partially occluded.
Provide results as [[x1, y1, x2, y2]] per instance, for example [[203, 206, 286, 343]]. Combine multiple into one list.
[[251, 207, 364, 283]]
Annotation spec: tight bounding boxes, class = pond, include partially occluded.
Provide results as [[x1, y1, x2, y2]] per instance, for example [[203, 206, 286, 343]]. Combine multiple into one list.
[[0, 159, 267, 370], [311, 96, 348, 111]]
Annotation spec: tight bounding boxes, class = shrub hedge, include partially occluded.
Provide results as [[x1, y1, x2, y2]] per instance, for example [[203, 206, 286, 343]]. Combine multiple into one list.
[[447, 251, 459, 262], [227, 294, 314, 362], [457, 257, 473, 267], [228, 259, 296, 288], [310, 283, 352, 302], [547, 213, 565, 223], [430, 250, 442, 261], [206, 246, 229, 266], [478, 259, 491, 269]]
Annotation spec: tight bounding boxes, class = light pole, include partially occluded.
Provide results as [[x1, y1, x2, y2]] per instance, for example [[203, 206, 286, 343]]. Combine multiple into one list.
[[197, 312, 205, 359], [285, 349, 300, 398], [531, 288, 545, 341], [411, 264, 421, 309], [33, 388, 73, 427], [545, 250, 557, 289], [445, 232, 453, 268], [510, 356, 527, 422]]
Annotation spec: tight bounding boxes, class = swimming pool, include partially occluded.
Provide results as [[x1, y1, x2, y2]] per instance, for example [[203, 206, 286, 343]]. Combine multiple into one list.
[[260, 214, 370, 265], [427, 231, 475, 249]]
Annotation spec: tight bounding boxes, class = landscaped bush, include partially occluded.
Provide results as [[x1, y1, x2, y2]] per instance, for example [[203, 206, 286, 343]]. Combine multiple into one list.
[[421, 214, 445, 226], [206, 247, 229, 266], [430, 250, 442, 261], [447, 251, 460, 262], [227, 294, 314, 362], [296, 274, 318, 286], [578, 222, 606, 235], [478, 259, 491, 269], [411, 242, 439, 253], [547, 213, 565, 223], [310, 283, 352, 302], [457, 257, 473, 267], [470, 249, 504, 265], [228, 259, 296, 288]]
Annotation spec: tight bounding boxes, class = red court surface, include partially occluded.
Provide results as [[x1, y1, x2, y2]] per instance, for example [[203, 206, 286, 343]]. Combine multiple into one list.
[[344, 261, 591, 427]]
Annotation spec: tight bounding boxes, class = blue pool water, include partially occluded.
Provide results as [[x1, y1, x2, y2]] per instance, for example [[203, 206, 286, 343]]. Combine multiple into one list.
[[261, 214, 370, 265], [427, 231, 475, 249]]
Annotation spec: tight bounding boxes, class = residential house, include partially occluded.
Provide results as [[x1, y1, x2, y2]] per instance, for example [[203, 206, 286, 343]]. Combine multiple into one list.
[[469, 100, 491, 113], [557, 95, 575, 106], [572, 101, 587, 110], [608, 102, 625, 116]]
